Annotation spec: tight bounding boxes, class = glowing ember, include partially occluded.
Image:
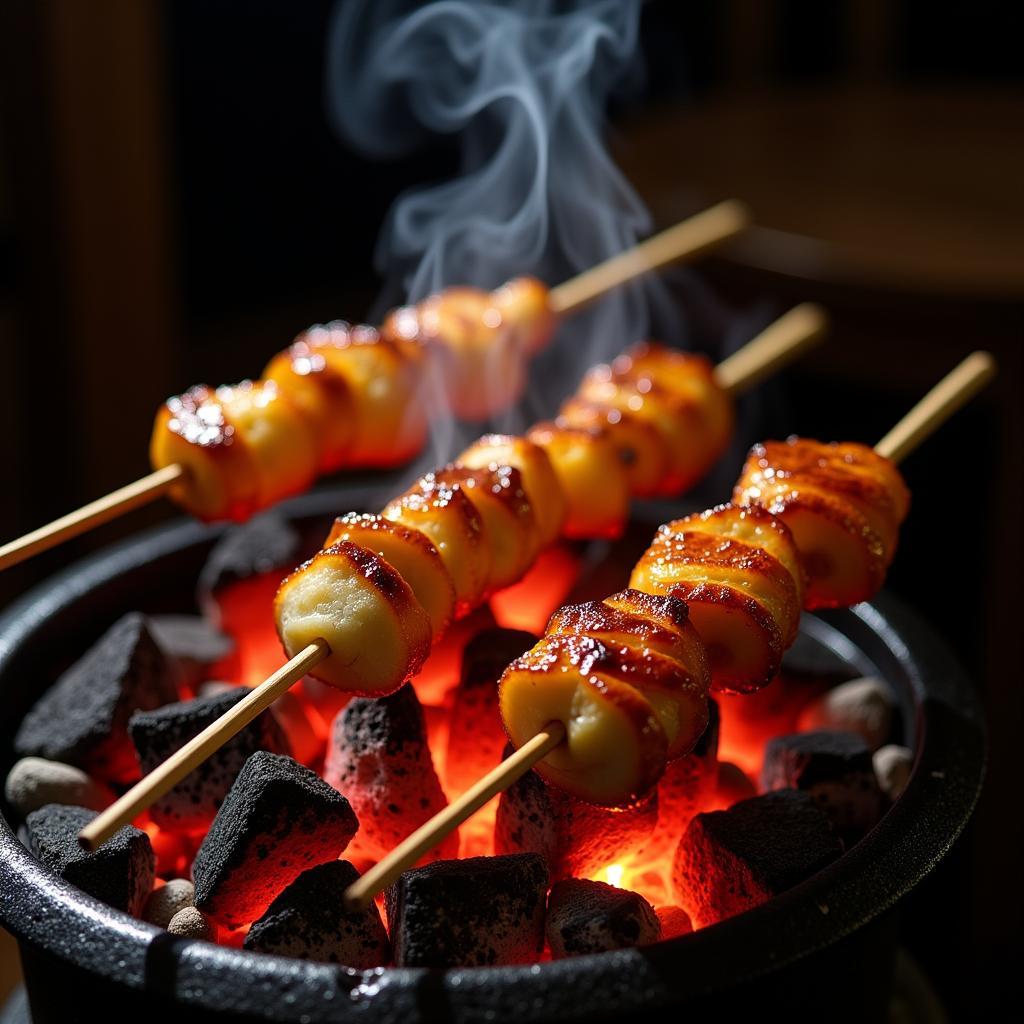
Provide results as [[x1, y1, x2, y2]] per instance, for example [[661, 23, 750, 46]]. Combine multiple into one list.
[[603, 863, 624, 888]]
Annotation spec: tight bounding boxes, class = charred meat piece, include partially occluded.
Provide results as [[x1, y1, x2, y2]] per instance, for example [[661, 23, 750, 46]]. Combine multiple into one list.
[[14, 613, 179, 784], [192, 752, 358, 930], [245, 860, 390, 967], [25, 804, 154, 916], [761, 730, 886, 843], [129, 690, 290, 832], [386, 853, 548, 967], [546, 878, 660, 958], [324, 684, 456, 863], [673, 789, 842, 928]]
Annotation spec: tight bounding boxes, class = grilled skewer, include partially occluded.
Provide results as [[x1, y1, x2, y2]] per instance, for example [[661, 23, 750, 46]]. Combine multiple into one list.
[[340, 351, 994, 909], [1, 201, 750, 572], [78, 306, 823, 851]]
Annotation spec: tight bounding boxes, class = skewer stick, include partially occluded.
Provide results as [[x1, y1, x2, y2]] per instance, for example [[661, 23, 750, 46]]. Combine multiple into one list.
[[78, 640, 329, 852], [3, 202, 749, 573], [342, 350, 997, 910], [0, 464, 185, 572], [73, 301, 824, 853], [714, 303, 828, 395], [875, 351, 996, 464], [343, 722, 566, 911], [548, 199, 750, 316]]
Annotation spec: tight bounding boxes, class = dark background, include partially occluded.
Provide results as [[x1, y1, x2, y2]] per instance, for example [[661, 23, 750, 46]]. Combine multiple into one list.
[[0, 2, 1021, 1017]]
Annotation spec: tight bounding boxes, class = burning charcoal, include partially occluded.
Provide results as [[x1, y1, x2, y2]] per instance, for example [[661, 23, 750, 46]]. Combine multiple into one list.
[[495, 752, 656, 880], [673, 790, 843, 928], [197, 509, 305, 613], [129, 690, 290, 832], [797, 676, 895, 750], [143, 879, 195, 928], [546, 878, 660, 958], [324, 684, 457, 863], [386, 853, 548, 967], [167, 907, 216, 940], [25, 804, 154, 915], [14, 613, 179, 784], [873, 744, 914, 800], [192, 751, 358, 930], [762, 730, 885, 842], [445, 628, 536, 794], [4, 757, 114, 816], [712, 761, 757, 810], [656, 905, 693, 939], [147, 614, 235, 692], [636, 701, 719, 864], [245, 860, 390, 967]]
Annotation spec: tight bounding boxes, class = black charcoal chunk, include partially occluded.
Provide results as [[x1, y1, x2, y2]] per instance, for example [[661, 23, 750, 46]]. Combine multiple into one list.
[[14, 613, 179, 784], [386, 853, 548, 967], [324, 684, 456, 863], [245, 860, 390, 967], [130, 691, 291, 832], [762, 730, 885, 842], [192, 752, 358, 930], [25, 804, 154, 915], [673, 789, 843, 928], [147, 614, 235, 690], [197, 510, 304, 608], [546, 878, 660, 958]]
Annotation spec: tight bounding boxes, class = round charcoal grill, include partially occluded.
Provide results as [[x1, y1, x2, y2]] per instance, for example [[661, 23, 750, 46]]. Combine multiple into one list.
[[0, 488, 984, 1023]]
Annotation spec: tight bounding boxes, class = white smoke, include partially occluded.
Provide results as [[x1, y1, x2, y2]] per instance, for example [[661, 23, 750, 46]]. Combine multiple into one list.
[[325, 0, 695, 441]]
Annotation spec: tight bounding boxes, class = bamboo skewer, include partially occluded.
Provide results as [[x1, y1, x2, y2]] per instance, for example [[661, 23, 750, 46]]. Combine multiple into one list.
[[78, 640, 329, 851], [547, 200, 749, 315], [0, 464, 185, 572], [875, 351, 996, 464], [73, 303, 825, 853], [1, 202, 751, 574], [340, 350, 997, 911]]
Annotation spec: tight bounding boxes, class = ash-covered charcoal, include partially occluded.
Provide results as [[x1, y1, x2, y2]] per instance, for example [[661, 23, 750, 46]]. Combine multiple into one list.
[[546, 878, 660, 958], [797, 676, 895, 750], [14, 613, 180, 784], [324, 684, 457, 863], [386, 853, 548, 967], [762, 730, 886, 842], [656, 905, 693, 939], [147, 614, 235, 693], [673, 789, 843, 928], [4, 757, 114, 817], [637, 701, 720, 864], [167, 907, 216, 940], [129, 690, 291, 832], [25, 804, 154, 915], [494, 753, 656, 880], [873, 744, 914, 799], [445, 628, 537, 794], [244, 860, 390, 967], [192, 751, 358, 930], [197, 509, 305, 613], [143, 878, 195, 928]]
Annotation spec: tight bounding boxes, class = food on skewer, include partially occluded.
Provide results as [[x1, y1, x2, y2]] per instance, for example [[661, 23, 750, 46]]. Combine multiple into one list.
[[339, 351, 994, 908], [78, 304, 828, 851], [0, 200, 752, 572], [733, 439, 910, 609]]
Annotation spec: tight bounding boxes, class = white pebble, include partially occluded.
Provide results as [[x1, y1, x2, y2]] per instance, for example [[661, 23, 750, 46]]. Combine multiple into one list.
[[143, 879, 195, 928], [4, 757, 114, 815], [797, 677, 894, 750], [167, 907, 215, 940], [873, 744, 914, 799]]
